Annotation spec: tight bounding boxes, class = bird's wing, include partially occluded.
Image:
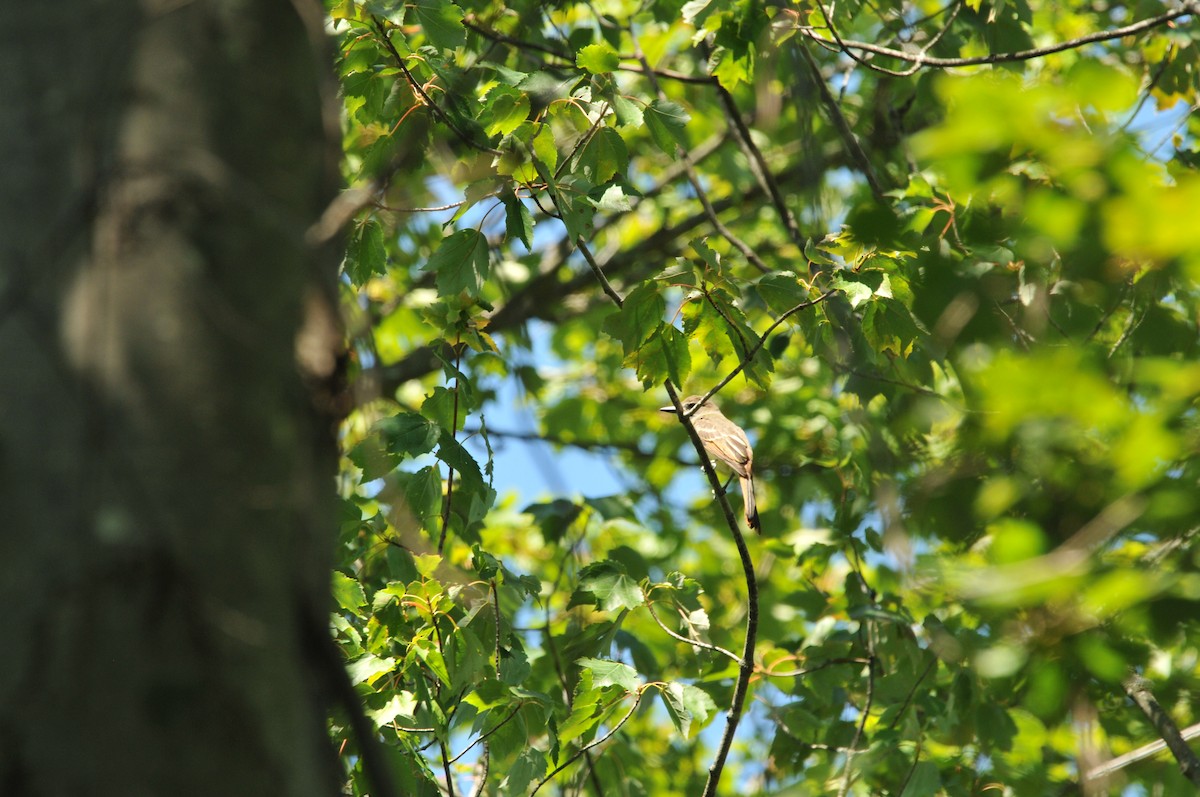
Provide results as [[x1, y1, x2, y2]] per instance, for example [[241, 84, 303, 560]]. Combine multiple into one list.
[[696, 418, 753, 478]]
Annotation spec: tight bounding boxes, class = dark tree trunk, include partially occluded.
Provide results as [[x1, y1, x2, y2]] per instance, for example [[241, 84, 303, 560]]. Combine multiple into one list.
[[0, 1, 343, 794]]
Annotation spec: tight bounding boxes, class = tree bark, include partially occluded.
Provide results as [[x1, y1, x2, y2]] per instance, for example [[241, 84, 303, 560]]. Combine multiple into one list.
[[0, 1, 343, 794]]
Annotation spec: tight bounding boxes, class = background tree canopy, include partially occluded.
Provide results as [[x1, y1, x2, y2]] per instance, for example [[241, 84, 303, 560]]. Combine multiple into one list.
[[324, 0, 1200, 794]]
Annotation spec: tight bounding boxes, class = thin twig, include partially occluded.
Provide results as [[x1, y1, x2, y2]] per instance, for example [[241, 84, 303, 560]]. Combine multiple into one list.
[[438, 338, 464, 555], [794, 41, 887, 201], [530, 690, 645, 795], [1087, 721, 1200, 782], [702, 48, 805, 245], [837, 644, 876, 797], [372, 18, 501, 156], [630, 30, 771, 273], [796, 3, 1193, 71], [463, 19, 718, 85], [645, 601, 742, 663], [693, 290, 836, 414], [448, 703, 524, 764]]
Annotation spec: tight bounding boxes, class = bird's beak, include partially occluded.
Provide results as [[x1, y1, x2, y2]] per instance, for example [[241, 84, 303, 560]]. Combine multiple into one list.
[[658, 404, 678, 413]]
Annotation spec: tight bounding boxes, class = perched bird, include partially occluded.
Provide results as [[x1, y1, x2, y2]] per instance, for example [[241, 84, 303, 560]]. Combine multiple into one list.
[[660, 395, 760, 533]]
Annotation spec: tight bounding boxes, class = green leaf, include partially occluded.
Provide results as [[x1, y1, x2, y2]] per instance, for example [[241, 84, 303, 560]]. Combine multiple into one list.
[[709, 46, 753, 91], [557, 674, 603, 747], [576, 42, 621, 74], [345, 219, 387, 285], [436, 431, 485, 492], [368, 692, 419, 728], [831, 276, 874, 309], [756, 272, 811, 315], [660, 682, 717, 738], [422, 228, 490, 297], [332, 571, 367, 617], [502, 191, 533, 250], [611, 94, 644, 127], [524, 498, 584, 543], [574, 127, 628, 184], [347, 653, 396, 686], [412, 0, 465, 51], [569, 560, 645, 612], [502, 748, 547, 795], [590, 184, 633, 213], [899, 761, 942, 797], [681, 0, 716, 25], [644, 99, 690, 154], [404, 466, 443, 525], [602, 283, 665, 354], [577, 657, 640, 691], [532, 123, 558, 172], [481, 85, 530, 137], [378, 412, 440, 457], [411, 635, 451, 685], [863, 299, 922, 358], [633, 323, 692, 387]]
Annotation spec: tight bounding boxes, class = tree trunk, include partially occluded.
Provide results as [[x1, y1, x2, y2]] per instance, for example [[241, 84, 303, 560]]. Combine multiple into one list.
[[0, 1, 343, 794]]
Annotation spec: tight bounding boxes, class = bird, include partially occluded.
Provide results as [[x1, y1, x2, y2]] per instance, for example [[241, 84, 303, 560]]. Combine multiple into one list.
[[660, 394, 760, 533]]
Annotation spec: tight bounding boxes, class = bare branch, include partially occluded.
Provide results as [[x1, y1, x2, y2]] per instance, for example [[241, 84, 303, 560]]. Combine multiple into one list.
[[530, 690, 645, 795], [645, 601, 742, 664], [1122, 673, 1200, 786], [1087, 721, 1200, 782], [796, 3, 1194, 71], [630, 31, 771, 273]]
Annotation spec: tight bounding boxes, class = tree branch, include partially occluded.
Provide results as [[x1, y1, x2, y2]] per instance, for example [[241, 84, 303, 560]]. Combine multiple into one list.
[[1087, 721, 1200, 782], [1122, 673, 1200, 787], [796, 3, 1194, 71], [630, 29, 772, 274]]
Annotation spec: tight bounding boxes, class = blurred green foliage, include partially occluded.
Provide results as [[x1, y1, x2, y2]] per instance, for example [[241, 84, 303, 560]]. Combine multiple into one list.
[[323, 0, 1200, 793]]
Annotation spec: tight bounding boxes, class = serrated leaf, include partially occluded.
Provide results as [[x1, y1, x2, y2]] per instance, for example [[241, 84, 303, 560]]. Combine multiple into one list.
[[574, 126, 628, 184], [569, 560, 645, 612], [332, 571, 367, 617], [644, 99, 690, 154], [524, 498, 584, 544], [345, 219, 387, 285], [557, 680, 603, 747], [576, 42, 621, 74], [412, 0, 465, 51], [405, 466, 443, 525], [554, 174, 596, 241], [660, 682, 717, 738], [863, 299, 921, 358], [577, 657, 640, 691], [832, 276, 874, 309], [611, 94, 644, 127], [681, 0, 715, 25], [422, 229, 490, 297], [602, 283, 665, 354], [502, 191, 534, 249], [412, 635, 451, 685], [682, 299, 730, 367], [436, 431, 485, 492], [532, 124, 558, 172], [591, 184, 633, 213], [368, 692, 419, 728], [347, 653, 396, 686], [378, 412, 440, 457], [710, 46, 753, 91], [502, 748, 547, 795], [756, 272, 811, 315], [481, 85, 530, 137], [633, 323, 692, 387]]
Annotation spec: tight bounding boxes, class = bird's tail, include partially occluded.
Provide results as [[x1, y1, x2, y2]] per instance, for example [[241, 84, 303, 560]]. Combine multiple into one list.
[[741, 473, 760, 534]]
